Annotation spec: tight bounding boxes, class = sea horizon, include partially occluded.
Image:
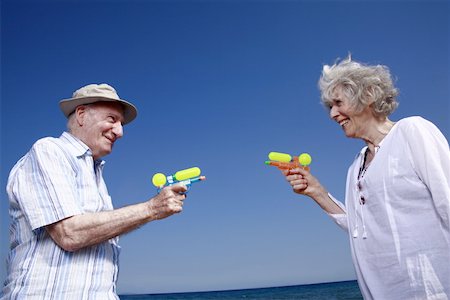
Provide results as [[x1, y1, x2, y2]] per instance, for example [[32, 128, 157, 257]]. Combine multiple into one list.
[[120, 280, 363, 299]]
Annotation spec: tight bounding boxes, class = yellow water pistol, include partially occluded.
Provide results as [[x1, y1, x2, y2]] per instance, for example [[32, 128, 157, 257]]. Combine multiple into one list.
[[265, 151, 312, 171], [152, 167, 206, 194]]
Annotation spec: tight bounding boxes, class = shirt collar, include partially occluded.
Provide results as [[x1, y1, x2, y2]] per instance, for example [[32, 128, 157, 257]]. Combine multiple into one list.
[[60, 132, 106, 165]]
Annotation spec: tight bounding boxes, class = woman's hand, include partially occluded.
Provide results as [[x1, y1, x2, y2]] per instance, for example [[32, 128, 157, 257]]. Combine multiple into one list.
[[283, 167, 322, 198], [283, 167, 344, 214]]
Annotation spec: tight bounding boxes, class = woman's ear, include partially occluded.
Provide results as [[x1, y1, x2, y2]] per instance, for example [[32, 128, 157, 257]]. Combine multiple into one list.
[[364, 86, 377, 106]]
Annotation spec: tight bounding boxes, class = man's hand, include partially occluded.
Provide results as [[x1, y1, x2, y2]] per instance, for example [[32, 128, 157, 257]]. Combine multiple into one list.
[[148, 184, 188, 220]]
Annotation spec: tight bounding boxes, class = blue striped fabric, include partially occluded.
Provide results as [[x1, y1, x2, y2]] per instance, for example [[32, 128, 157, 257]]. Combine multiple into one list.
[[2, 132, 120, 299]]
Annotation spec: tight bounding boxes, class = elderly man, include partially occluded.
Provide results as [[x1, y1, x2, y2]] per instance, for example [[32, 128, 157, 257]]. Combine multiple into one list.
[[2, 84, 187, 299]]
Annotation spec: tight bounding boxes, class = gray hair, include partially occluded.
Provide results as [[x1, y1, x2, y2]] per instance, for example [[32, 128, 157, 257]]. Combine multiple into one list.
[[318, 55, 399, 117], [67, 113, 77, 133]]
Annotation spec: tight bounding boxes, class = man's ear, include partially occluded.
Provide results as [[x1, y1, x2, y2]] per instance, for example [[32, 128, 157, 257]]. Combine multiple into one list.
[[74, 105, 88, 126]]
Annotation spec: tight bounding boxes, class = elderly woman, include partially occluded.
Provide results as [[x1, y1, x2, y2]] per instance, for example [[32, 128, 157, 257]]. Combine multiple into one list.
[[285, 56, 450, 299]]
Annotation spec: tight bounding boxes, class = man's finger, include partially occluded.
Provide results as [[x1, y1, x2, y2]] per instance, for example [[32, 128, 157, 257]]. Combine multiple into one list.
[[170, 184, 188, 194]]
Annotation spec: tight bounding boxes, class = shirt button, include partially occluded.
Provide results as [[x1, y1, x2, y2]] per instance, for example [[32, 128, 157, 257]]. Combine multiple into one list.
[[360, 196, 366, 205]]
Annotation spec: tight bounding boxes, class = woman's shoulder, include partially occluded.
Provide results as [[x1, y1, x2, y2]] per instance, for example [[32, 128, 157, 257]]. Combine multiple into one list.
[[396, 116, 429, 127], [393, 116, 448, 144], [394, 116, 439, 133]]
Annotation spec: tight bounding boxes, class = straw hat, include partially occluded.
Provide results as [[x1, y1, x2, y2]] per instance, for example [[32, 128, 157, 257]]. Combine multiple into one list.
[[59, 83, 137, 124]]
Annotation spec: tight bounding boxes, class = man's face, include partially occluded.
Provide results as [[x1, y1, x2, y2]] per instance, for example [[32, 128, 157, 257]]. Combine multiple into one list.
[[77, 102, 125, 160]]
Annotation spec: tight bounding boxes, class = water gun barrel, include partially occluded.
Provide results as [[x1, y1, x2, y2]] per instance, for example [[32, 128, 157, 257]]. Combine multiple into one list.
[[264, 160, 293, 170], [188, 175, 207, 184]]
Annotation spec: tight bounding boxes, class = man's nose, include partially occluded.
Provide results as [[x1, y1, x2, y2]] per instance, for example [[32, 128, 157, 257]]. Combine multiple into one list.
[[112, 122, 123, 138]]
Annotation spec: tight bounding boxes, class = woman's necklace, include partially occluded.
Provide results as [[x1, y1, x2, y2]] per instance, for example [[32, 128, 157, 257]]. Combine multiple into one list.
[[357, 146, 380, 205], [358, 147, 375, 180], [358, 120, 395, 179]]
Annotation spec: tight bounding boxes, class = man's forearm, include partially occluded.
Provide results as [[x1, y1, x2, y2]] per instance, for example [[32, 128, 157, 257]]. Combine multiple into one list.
[[46, 185, 187, 251], [47, 201, 156, 252]]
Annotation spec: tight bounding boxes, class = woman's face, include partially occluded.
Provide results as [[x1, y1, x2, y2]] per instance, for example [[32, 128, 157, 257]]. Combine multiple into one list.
[[328, 87, 373, 139]]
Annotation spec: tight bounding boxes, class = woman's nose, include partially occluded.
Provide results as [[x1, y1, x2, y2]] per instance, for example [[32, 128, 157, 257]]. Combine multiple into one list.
[[329, 105, 339, 120]]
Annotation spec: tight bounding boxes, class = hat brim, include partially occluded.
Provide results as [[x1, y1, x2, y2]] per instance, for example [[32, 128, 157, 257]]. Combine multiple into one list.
[[59, 96, 137, 125]]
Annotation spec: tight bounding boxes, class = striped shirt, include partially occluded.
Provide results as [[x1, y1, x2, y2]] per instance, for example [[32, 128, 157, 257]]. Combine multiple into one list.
[[2, 132, 120, 299]]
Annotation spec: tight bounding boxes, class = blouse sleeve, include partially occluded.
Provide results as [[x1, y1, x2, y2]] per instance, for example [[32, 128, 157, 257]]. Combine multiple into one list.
[[405, 117, 450, 230], [327, 193, 349, 232]]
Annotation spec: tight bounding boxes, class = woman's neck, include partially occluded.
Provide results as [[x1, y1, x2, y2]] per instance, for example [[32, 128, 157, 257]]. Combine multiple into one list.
[[363, 118, 396, 154]]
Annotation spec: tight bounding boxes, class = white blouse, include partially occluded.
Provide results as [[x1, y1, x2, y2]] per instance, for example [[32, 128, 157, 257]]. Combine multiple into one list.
[[328, 116, 450, 300]]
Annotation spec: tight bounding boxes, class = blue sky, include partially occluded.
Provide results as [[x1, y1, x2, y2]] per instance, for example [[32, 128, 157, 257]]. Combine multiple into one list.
[[1, 0, 449, 295]]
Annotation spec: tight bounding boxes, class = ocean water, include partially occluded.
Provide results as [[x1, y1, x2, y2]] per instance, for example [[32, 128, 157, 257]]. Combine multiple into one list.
[[120, 280, 363, 299]]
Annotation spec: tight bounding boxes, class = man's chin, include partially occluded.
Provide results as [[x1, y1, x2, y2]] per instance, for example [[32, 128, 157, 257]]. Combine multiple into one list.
[[97, 148, 113, 159]]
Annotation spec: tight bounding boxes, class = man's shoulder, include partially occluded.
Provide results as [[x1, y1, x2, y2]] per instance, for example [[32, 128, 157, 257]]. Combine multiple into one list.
[[25, 135, 82, 173], [33, 136, 61, 146], [32, 135, 68, 153], [31, 133, 89, 164], [8, 136, 69, 179]]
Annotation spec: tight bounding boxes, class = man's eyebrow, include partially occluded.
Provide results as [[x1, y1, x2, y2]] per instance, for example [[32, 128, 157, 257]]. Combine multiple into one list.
[[109, 112, 125, 123]]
